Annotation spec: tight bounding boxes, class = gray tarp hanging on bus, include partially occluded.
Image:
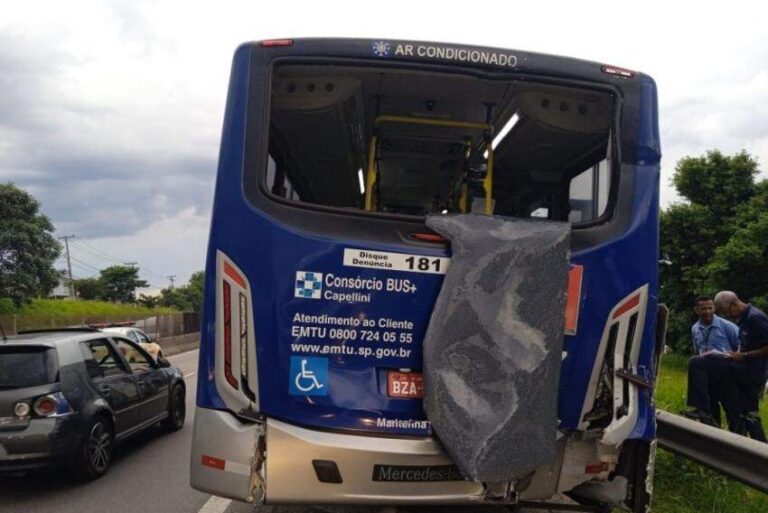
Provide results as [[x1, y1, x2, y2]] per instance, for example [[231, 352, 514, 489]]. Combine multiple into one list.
[[423, 214, 571, 483]]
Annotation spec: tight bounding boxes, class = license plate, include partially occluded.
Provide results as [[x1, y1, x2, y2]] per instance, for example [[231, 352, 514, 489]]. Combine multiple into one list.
[[387, 371, 423, 398]]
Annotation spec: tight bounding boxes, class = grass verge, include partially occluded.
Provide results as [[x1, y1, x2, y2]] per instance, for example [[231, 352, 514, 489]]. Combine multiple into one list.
[[652, 353, 768, 512], [10, 298, 176, 316]]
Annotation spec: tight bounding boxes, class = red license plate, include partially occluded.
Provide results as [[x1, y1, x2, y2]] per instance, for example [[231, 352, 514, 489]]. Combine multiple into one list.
[[387, 371, 424, 398]]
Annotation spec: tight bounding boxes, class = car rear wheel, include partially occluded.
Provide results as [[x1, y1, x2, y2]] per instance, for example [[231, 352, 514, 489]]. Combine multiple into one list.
[[77, 415, 114, 480], [162, 384, 186, 431]]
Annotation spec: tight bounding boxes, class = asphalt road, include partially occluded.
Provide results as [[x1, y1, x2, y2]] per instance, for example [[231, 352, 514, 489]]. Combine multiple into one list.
[[0, 349, 565, 513]]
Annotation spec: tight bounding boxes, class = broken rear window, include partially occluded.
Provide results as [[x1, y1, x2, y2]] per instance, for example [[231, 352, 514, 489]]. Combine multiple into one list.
[[265, 64, 614, 223]]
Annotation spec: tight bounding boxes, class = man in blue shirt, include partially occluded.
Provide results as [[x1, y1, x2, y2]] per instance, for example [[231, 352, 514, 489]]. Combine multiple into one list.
[[691, 296, 740, 355], [715, 291, 768, 442], [684, 296, 741, 428]]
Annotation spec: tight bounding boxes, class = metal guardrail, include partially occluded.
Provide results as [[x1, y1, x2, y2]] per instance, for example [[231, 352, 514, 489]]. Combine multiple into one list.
[[656, 409, 768, 493]]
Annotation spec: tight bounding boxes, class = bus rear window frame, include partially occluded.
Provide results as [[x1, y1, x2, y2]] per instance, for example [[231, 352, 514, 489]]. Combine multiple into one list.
[[249, 56, 624, 230]]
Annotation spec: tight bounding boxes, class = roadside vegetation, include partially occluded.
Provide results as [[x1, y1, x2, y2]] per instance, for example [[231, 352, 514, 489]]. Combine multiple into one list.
[[0, 298, 176, 316], [661, 150, 768, 353], [652, 353, 768, 513]]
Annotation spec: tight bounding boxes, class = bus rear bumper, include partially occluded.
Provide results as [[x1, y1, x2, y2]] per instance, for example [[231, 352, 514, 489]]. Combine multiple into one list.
[[190, 407, 571, 504], [190, 407, 258, 502], [265, 417, 485, 504]]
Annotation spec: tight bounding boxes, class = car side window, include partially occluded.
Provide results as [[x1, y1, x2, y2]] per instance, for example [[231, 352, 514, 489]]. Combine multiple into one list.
[[80, 339, 128, 379], [128, 330, 141, 343], [114, 338, 153, 373], [137, 331, 151, 344]]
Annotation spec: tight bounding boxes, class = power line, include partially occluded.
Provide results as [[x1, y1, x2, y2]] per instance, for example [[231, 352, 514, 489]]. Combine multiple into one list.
[[69, 239, 123, 265], [74, 239, 165, 276], [69, 255, 101, 272], [72, 238, 125, 263], [69, 239, 167, 281]]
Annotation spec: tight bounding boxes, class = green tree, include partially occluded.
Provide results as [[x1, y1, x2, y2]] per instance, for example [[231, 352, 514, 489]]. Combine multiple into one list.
[[73, 277, 103, 300], [98, 265, 148, 303], [700, 182, 768, 311], [185, 271, 204, 312], [137, 293, 160, 309], [158, 271, 204, 312], [660, 150, 763, 353], [672, 150, 758, 220], [0, 183, 61, 306]]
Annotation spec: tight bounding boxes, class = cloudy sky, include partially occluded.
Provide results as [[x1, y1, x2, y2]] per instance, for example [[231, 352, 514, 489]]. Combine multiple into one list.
[[1, 1, 767, 290]]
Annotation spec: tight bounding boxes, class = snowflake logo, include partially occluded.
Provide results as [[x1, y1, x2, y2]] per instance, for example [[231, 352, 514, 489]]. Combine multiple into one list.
[[372, 41, 391, 57]]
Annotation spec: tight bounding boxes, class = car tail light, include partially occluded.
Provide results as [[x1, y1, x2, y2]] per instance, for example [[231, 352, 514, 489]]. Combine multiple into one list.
[[14, 402, 30, 418], [33, 395, 57, 416], [15, 393, 72, 418]]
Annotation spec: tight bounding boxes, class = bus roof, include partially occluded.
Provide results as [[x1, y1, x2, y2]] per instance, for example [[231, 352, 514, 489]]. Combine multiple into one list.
[[249, 37, 651, 86]]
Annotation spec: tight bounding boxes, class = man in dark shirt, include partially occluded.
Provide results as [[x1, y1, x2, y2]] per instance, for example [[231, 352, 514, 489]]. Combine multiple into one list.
[[715, 291, 768, 442]]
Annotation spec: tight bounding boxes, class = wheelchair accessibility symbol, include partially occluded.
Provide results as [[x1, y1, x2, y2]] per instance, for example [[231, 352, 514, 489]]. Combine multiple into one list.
[[289, 356, 328, 396]]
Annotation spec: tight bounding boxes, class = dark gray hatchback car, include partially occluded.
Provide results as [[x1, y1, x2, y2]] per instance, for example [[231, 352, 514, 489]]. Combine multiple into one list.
[[0, 328, 185, 479]]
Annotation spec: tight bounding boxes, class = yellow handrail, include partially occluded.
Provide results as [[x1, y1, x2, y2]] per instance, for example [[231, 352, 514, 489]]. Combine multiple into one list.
[[365, 115, 494, 213], [364, 135, 378, 211], [484, 145, 494, 215], [375, 114, 491, 132]]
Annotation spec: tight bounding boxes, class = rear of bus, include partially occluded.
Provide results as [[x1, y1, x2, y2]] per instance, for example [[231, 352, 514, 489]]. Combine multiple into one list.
[[191, 38, 661, 510]]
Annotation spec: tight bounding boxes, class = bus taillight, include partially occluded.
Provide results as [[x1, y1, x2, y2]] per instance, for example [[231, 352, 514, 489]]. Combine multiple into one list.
[[223, 281, 238, 390], [216, 251, 260, 411]]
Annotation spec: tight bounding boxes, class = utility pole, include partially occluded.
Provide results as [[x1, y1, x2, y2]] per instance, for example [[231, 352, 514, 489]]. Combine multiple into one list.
[[58, 235, 75, 299], [167, 275, 176, 289]]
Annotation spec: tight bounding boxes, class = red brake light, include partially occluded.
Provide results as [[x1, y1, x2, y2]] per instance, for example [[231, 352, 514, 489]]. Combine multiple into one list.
[[613, 293, 641, 319], [411, 232, 447, 243], [223, 281, 238, 390], [33, 396, 57, 417], [261, 39, 294, 47], [224, 262, 247, 289]]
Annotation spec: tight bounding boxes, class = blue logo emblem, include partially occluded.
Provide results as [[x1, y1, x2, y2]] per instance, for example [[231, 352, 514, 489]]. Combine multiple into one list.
[[289, 356, 328, 396], [372, 41, 391, 57], [295, 271, 323, 299]]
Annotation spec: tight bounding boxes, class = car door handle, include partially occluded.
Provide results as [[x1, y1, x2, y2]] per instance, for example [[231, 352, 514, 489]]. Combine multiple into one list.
[[98, 386, 112, 397]]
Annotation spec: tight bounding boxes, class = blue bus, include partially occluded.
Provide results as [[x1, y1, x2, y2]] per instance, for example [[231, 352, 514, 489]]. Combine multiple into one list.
[[190, 38, 662, 511]]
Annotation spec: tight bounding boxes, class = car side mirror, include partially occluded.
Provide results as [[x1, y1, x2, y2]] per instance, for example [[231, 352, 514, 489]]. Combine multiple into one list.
[[157, 356, 171, 368]]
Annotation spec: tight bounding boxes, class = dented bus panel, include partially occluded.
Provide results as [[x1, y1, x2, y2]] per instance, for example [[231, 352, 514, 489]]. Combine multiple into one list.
[[191, 38, 661, 510]]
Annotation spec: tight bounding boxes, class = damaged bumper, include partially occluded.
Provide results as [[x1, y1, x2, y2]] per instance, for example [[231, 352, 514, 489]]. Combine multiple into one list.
[[191, 407, 630, 505]]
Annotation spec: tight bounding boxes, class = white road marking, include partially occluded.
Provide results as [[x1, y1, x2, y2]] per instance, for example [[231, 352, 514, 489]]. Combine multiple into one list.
[[198, 495, 231, 513], [184, 372, 196, 378]]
